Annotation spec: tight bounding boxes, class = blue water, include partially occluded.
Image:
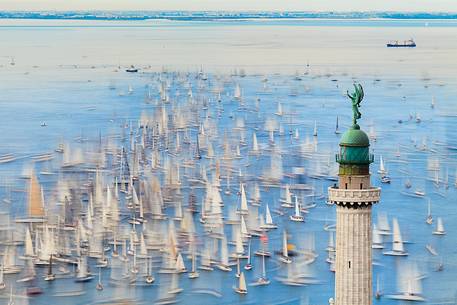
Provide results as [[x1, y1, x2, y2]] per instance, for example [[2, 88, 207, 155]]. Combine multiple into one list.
[[0, 19, 456, 305]]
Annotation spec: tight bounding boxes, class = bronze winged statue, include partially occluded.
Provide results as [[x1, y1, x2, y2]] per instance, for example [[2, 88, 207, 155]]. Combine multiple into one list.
[[347, 84, 364, 125]]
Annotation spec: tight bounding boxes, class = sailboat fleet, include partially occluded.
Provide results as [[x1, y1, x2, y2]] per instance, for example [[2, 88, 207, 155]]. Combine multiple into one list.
[[0, 68, 452, 302]]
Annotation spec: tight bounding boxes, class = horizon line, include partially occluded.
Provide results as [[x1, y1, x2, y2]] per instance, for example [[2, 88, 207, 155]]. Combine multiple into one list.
[[1, 10, 457, 13]]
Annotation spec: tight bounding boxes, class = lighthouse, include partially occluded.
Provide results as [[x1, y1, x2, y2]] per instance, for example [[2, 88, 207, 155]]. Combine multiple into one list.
[[328, 84, 381, 305]]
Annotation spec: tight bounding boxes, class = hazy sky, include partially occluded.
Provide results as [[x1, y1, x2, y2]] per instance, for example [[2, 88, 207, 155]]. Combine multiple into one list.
[[1, 0, 456, 12]]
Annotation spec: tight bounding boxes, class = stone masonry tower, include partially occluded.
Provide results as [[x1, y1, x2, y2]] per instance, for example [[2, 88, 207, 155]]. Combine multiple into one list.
[[328, 84, 381, 305]]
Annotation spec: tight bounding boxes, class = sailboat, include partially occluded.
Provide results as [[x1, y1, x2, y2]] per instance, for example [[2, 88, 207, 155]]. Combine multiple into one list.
[[289, 197, 304, 222], [217, 237, 232, 272], [251, 254, 270, 286], [96, 267, 103, 290], [387, 262, 425, 302], [244, 239, 253, 270], [280, 185, 294, 208], [168, 273, 183, 294], [261, 204, 277, 229], [275, 102, 283, 116], [27, 172, 45, 219], [44, 254, 55, 281], [433, 217, 445, 235], [372, 224, 384, 249], [251, 132, 260, 155], [383, 218, 408, 256], [375, 275, 383, 299], [279, 230, 292, 264], [326, 231, 336, 252], [334, 116, 340, 134], [234, 272, 247, 294], [378, 156, 387, 175], [277, 263, 307, 286], [426, 199, 433, 225], [146, 257, 155, 284], [8, 287, 13, 305], [75, 256, 94, 282], [188, 250, 199, 279], [234, 84, 242, 100], [175, 252, 187, 273], [237, 184, 249, 215], [377, 213, 391, 235], [313, 121, 317, 137]]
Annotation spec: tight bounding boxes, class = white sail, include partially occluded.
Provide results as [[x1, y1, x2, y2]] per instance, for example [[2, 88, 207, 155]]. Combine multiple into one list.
[[24, 228, 35, 257], [239, 184, 249, 213], [239, 272, 247, 291], [392, 218, 405, 253], [235, 231, 244, 255], [252, 133, 259, 153], [434, 217, 445, 234], [276, 102, 283, 116], [220, 237, 230, 266], [265, 204, 273, 225], [282, 231, 289, 257], [234, 84, 242, 100], [327, 231, 335, 251], [175, 252, 186, 272], [139, 233, 148, 256], [397, 262, 423, 296], [284, 185, 292, 205], [294, 197, 301, 217], [252, 183, 261, 203], [377, 213, 391, 233], [240, 215, 249, 236], [372, 224, 383, 246], [378, 156, 386, 174]]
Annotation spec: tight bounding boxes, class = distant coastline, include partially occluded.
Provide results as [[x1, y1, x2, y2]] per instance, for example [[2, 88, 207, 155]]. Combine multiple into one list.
[[0, 11, 457, 21]]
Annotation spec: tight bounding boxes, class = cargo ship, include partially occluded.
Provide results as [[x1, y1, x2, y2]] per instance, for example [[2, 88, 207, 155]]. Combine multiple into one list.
[[387, 39, 416, 48]]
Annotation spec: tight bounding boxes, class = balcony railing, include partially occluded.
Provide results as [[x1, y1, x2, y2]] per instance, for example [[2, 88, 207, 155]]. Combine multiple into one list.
[[328, 186, 381, 204]]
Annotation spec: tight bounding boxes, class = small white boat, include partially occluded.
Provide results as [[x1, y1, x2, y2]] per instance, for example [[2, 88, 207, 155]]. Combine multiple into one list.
[[375, 275, 382, 299], [378, 156, 387, 175], [279, 230, 292, 264], [426, 199, 433, 225], [251, 254, 270, 286], [414, 189, 426, 197], [432, 217, 445, 235], [244, 239, 252, 270], [372, 224, 384, 249], [383, 218, 408, 256], [233, 272, 247, 294], [425, 244, 438, 256], [386, 262, 425, 302], [289, 197, 304, 222], [261, 203, 277, 229], [188, 251, 199, 279]]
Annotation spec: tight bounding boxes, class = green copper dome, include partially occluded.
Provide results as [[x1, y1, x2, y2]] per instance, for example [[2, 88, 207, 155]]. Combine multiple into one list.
[[336, 124, 373, 165], [340, 124, 370, 147]]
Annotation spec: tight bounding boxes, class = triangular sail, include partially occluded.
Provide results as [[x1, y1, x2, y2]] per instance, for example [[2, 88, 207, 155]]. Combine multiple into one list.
[[282, 231, 289, 257], [392, 218, 404, 252], [29, 173, 45, 217], [239, 272, 247, 291], [265, 204, 273, 224]]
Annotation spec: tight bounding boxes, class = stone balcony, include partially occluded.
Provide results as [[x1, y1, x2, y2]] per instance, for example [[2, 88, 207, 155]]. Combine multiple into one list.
[[328, 186, 381, 206]]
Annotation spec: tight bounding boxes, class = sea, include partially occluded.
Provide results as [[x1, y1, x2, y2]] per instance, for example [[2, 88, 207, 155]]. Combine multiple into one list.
[[0, 16, 456, 305]]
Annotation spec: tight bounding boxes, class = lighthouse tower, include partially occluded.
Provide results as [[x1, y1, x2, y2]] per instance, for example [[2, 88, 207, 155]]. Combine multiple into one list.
[[328, 84, 381, 305]]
